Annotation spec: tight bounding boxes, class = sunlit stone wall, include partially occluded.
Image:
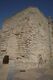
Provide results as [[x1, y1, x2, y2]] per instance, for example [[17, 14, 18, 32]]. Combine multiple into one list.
[[0, 7, 53, 68]]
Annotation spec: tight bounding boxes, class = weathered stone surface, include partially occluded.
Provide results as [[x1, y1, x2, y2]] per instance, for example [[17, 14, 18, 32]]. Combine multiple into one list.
[[0, 7, 53, 69]]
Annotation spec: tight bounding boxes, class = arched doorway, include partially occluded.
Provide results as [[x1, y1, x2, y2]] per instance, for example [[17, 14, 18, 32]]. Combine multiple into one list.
[[3, 55, 9, 64]]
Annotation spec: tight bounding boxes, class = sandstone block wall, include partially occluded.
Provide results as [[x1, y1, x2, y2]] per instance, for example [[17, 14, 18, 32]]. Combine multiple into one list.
[[0, 7, 53, 68]]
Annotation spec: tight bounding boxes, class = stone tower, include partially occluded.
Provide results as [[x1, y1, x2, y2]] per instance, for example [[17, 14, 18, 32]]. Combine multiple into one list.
[[0, 7, 53, 69]]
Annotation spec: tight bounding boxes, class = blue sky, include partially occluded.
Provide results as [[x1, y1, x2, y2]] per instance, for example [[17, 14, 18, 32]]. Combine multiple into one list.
[[0, 0, 53, 28]]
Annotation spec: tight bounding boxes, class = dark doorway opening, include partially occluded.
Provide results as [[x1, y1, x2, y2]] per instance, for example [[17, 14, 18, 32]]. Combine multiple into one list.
[[3, 55, 9, 64]]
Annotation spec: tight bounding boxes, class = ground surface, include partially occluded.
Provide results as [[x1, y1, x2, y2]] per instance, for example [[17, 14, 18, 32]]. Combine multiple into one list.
[[0, 59, 53, 80], [13, 68, 53, 80]]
